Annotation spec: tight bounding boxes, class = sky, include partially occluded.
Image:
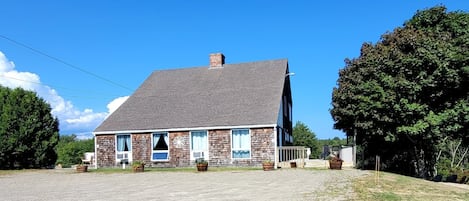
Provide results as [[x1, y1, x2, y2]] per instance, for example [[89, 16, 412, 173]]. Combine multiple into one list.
[[0, 1, 468, 139]]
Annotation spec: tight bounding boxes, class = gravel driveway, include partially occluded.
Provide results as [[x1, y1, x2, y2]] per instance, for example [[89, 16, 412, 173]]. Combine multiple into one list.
[[0, 168, 368, 201]]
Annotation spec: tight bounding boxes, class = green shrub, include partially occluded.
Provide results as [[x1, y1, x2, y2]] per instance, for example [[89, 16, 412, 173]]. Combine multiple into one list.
[[56, 135, 94, 167]]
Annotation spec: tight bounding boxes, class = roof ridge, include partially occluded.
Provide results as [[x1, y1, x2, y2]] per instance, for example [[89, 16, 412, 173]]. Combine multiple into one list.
[[151, 58, 288, 73]]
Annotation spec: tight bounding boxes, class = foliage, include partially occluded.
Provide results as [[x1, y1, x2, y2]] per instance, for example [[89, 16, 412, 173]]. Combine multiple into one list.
[[434, 137, 469, 176], [318, 137, 347, 147], [331, 6, 469, 177], [329, 156, 343, 162], [132, 160, 145, 167], [0, 86, 59, 169], [262, 160, 273, 164], [317, 137, 347, 159], [195, 158, 208, 165], [292, 121, 320, 158], [56, 134, 94, 168]]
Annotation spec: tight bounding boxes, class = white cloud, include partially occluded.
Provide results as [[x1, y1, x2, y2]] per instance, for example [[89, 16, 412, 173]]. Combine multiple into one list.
[[0, 51, 127, 138], [0, 52, 15, 72], [107, 96, 129, 115], [64, 109, 107, 129]]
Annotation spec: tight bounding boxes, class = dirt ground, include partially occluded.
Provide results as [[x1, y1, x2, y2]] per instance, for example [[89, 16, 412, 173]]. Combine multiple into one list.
[[0, 168, 368, 201]]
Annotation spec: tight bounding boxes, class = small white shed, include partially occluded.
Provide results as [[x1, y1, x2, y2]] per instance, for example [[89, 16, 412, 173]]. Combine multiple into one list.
[[339, 146, 353, 166]]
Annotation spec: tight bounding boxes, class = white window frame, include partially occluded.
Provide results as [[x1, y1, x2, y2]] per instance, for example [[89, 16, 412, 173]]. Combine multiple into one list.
[[190, 130, 209, 160], [151, 132, 170, 161], [116, 134, 132, 162], [231, 129, 251, 159]]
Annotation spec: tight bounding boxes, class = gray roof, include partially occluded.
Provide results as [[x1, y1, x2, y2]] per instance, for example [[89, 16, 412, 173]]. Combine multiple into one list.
[[94, 59, 288, 133]]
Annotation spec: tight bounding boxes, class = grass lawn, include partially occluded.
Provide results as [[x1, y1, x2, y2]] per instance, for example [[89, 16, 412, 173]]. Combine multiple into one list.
[[353, 171, 469, 200]]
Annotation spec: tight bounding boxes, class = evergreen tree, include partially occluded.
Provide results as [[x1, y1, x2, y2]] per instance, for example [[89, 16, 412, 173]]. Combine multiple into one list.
[[293, 121, 320, 158], [0, 86, 59, 169]]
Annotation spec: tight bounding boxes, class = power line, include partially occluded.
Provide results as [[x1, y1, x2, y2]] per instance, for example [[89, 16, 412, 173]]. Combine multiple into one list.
[[0, 34, 133, 92], [0, 74, 125, 99]]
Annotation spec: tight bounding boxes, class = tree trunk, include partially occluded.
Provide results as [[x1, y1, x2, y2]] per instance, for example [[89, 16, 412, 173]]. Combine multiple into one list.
[[456, 146, 469, 168]]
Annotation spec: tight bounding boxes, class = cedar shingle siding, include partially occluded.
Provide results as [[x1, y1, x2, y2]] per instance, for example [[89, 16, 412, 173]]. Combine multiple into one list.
[[95, 128, 275, 167]]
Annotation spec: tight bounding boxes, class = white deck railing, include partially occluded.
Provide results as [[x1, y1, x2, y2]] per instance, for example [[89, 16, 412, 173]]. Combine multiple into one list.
[[277, 146, 308, 168]]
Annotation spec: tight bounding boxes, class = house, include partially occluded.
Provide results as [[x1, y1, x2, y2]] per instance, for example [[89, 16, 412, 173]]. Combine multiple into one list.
[[93, 53, 293, 168]]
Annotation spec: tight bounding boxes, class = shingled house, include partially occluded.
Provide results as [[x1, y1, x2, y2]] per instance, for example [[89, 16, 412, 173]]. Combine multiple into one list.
[[93, 53, 293, 168]]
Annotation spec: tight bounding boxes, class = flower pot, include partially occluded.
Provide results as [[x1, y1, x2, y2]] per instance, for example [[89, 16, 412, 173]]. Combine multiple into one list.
[[329, 159, 343, 170], [290, 162, 297, 168], [132, 164, 144, 173], [76, 165, 88, 173], [197, 163, 208, 171], [262, 162, 274, 171]]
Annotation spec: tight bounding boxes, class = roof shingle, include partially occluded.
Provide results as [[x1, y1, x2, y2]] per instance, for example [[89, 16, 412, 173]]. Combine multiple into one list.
[[94, 59, 288, 133]]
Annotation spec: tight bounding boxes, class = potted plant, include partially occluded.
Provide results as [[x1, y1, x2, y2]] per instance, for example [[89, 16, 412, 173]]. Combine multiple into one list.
[[328, 156, 343, 170], [195, 158, 208, 172], [132, 160, 145, 173], [290, 161, 297, 168], [262, 160, 274, 171], [76, 163, 88, 173]]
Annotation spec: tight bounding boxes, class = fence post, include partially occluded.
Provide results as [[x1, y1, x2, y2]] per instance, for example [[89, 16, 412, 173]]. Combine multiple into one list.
[[375, 155, 380, 185]]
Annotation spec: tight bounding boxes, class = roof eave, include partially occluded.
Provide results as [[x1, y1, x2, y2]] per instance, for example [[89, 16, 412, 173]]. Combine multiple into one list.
[[93, 124, 278, 135]]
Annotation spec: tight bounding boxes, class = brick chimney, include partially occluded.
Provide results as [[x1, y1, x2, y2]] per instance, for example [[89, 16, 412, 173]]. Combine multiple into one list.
[[209, 53, 225, 68]]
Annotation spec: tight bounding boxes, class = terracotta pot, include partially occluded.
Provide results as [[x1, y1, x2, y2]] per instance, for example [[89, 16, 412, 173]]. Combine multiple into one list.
[[329, 160, 343, 170], [76, 165, 88, 173], [262, 162, 274, 171], [290, 162, 297, 168], [132, 164, 144, 173], [197, 163, 208, 171]]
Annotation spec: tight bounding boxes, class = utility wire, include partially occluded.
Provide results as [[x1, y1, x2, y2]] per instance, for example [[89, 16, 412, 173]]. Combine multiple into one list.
[[0, 34, 133, 92], [0, 74, 124, 99]]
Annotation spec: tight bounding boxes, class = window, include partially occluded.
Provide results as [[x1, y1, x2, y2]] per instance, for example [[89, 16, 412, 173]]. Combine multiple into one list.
[[116, 134, 131, 161], [232, 129, 251, 159], [152, 132, 169, 161], [191, 131, 208, 160]]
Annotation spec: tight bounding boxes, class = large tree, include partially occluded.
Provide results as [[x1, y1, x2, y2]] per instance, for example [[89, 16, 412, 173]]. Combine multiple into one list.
[[331, 6, 469, 177], [293, 121, 320, 158], [0, 86, 59, 169]]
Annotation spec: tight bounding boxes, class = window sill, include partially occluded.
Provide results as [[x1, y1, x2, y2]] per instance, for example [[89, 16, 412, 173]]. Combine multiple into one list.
[[151, 160, 170, 162]]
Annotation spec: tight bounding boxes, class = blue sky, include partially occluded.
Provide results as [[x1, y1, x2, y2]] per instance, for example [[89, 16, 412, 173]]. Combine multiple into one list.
[[0, 1, 467, 139]]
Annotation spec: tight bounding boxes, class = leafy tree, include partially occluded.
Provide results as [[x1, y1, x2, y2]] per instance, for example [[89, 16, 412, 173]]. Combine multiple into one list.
[[318, 137, 347, 147], [56, 134, 94, 168], [293, 121, 320, 158], [434, 137, 469, 176], [331, 6, 469, 177], [0, 86, 59, 169], [317, 137, 348, 159]]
